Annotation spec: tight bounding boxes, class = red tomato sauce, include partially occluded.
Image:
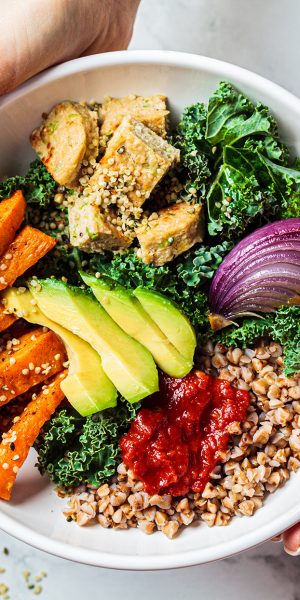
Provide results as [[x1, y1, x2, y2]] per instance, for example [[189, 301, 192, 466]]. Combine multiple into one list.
[[120, 371, 250, 496]]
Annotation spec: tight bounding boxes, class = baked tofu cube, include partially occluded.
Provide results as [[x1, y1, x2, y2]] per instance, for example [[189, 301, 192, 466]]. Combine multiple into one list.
[[90, 116, 180, 208], [100, 95, 169, 137], [136, 203, 204, 265], [68, 195, 131, 252], [31, 101, 99, 187]]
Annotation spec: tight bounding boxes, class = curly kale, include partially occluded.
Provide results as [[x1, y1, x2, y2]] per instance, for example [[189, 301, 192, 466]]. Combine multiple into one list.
[[173, 82, 298, 242], [175, 102, 212, 199], [216, 306, 300, 377], [195, 81, 300, 239], [270, 307, 300, 376], [35, 399, 140, 488], [206, 82, 277, 149], [216, 315, 275, 349], [206, 146, 267, 238], [176, 241, 232, 286], [0, 159, 57, 206]]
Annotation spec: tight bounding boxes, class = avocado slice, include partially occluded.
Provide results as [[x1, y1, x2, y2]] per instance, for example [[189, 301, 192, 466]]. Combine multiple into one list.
[[30, 279, 158, 403], [3, 287, 117, 416], [133, 288, 196, 367], [80, 273, 193, 378]]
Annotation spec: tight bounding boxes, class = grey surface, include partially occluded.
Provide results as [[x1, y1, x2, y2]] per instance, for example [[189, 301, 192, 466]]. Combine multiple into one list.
[[0, 531, 299, 600], [1, 0, 300, 597], [131, 0, 300, 96]]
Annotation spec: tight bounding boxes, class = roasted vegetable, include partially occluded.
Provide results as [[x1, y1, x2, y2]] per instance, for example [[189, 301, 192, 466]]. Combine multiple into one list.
[[0, 371, 66, 500], [0, 304, 18, 333], [0, 190, 26, 257], [209, 218, 300, 319], [0, 328, 67, 407], [0, 226, 57, 290]]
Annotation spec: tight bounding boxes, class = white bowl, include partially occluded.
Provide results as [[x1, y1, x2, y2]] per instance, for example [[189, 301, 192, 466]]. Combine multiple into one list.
[[0, 50, 300, 570]]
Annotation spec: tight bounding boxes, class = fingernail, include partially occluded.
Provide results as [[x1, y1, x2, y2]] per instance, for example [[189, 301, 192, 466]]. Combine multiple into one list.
[[272, 534, 283, 543], [284, 545, 300, 556]]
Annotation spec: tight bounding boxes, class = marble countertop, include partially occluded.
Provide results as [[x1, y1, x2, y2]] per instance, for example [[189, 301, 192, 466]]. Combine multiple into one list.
[[1, 0, 300, 597]]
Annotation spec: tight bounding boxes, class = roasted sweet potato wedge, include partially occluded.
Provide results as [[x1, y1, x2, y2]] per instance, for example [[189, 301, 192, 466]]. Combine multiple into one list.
[[0, 226, 56, 290], [0, 303, 18, 333], [0, 327, 67, 407], [0, 370, 67, 500], [0, 190, 26, 257]]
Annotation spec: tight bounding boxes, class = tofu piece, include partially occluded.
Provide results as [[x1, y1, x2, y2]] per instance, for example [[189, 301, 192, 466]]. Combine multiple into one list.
[[68, 194, 131, 252], [100, 95, 169, 137], [30, 101, 99, 187], [136, 203, 204, 265], [90, 116, 180, 208]]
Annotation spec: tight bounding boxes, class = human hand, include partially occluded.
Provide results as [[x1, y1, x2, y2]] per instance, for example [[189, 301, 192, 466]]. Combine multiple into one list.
[[273, 524, 300, 556], [0, 0, 140, 95], [282, 524, 300, 556]]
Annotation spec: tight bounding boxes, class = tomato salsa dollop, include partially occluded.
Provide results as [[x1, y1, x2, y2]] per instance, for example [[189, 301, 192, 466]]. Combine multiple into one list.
[[120, 371, 250, 496]]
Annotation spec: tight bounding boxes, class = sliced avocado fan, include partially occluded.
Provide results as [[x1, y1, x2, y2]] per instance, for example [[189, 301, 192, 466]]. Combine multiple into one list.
[[133, 287, 196, 365], [3, 287, 117, 416], [30, 279, 159, 403], [80, 272, 195, 378]]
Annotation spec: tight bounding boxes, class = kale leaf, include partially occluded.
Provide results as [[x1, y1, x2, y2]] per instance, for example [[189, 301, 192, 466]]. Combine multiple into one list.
[[0, 159, 57, 206], [35, 399, 140, 488], [259, 156, 300, 219], [175, 102, 212, 200], [207, 146, 265, 238], [206, 82, 277, 149], [216, 315, 275, 349], [270, 306, 300, 376], [176, 240, 231, 286], [201, 82, 300, 239], [216, 306, 300, 377]]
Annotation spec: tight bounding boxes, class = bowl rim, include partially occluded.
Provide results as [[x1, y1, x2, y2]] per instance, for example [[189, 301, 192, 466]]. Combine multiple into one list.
[[1, 49, 300, 569]]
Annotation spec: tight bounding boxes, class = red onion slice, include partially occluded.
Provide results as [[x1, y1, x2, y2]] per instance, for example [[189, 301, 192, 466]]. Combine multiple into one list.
[[209, 218, 300, 320]]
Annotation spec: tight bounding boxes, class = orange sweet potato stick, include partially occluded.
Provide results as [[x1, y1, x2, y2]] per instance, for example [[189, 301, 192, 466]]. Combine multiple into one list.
[[0, 225, 56, 291], [0, 303, 18, 333], [0, 190, 26, 257], [0, 370, 67, 500], [0, 327, 67, 408]]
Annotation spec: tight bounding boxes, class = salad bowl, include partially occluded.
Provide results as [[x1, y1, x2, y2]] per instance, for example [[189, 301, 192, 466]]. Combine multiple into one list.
[[0, 50, 300, 569]]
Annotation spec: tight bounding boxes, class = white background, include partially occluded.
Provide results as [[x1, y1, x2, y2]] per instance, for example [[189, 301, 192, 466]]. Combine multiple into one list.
[[1, 0, 300, 598]]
